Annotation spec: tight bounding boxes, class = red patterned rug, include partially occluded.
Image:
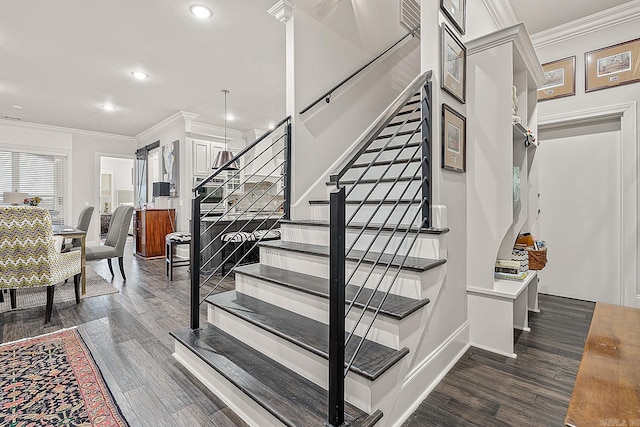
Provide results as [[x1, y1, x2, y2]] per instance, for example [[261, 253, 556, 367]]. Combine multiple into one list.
[[0, 328, 128, 426]]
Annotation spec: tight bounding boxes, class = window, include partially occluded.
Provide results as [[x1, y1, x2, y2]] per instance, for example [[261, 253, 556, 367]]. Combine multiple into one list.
[[0, 150, 68, 221]]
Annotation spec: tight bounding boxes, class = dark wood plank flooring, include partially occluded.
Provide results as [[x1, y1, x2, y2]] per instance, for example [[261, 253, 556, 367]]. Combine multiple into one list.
[[1, 243, 594, 427], [402, 294, 595, 427]]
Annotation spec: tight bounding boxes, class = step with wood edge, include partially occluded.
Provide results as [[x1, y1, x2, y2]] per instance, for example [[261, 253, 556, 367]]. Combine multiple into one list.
[[258, 240, 446, 272], [234, 263, 429, 320], [308, 199, 422, 205], [279, 218, 449, 235], [171, 325, 383, 427], [206, 290, 409, 381]]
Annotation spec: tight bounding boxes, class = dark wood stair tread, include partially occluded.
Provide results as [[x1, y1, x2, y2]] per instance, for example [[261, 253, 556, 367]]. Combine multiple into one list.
[[233, 263, 429, 320], [325, 176, 422, 186], [258, 240, 446, 272], [374, 129, 421, 141], [206, 291, 409, 381], [351, 157, 421, 168], [171, 326, 383, 427], [309, 199, 422, 205], [280, 218, 449, 235], [362, 141, 422, 155]]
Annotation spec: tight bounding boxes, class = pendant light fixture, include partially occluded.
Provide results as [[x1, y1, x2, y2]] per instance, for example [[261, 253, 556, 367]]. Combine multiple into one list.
[[212, 89, 239, 170]]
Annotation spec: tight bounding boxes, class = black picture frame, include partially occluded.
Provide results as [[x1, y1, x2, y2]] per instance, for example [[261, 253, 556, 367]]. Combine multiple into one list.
[[441, 24, 466, 104], [440, 0, 466, 35], [442, 103, 466, 173]]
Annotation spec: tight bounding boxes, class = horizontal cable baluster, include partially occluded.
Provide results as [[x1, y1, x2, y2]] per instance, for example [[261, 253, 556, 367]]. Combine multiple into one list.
[[346, 115, 424, 223], [343, 181, 424, 347], [200, 189, 285, 301], [199, 178, 284, 289], [344, 200, 426, 376], [199, 149, 285, 248], [343, 172, 425, 319]]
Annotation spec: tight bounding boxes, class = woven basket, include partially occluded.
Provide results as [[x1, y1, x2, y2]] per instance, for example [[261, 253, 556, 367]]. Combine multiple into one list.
[[528, 248, 547, 270]]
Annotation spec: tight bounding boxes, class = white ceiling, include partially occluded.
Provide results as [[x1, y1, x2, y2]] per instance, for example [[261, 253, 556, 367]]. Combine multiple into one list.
[[0, 1, 632, 137], [0, 0, 286, 136], [509, 0, 633, 34]]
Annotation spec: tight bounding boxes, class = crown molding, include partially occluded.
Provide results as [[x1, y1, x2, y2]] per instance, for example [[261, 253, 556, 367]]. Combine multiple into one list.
[[480, 0, 518, 29], [467, 23, 546, 87], [135, 111, 197, 142], [268, 0, 294, 23], [531, 1, 640, 49], [0, 118, 136, 142]]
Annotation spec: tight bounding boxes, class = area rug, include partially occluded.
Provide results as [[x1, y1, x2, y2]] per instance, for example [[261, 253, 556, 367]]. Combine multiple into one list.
[[0, 272, 118, 313], [0, 328, 129, 426]]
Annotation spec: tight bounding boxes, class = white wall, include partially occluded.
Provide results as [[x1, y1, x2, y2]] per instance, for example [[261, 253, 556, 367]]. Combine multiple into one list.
[[534, 15, 639, 306], [284, 1, 421, 216]]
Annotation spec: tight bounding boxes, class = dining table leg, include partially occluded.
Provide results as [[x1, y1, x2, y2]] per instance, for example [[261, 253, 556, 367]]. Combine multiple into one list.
[[80, 234, 86, 294]]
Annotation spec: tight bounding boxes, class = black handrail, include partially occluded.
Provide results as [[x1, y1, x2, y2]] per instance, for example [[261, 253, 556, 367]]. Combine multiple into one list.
[[298, 28, 419, 115], [327, 72, 432, 426]]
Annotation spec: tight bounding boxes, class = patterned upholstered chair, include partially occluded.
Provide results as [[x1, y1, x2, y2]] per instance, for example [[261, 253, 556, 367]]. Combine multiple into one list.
[[77, 205, 133, 280], [0, 206, 81, 323]]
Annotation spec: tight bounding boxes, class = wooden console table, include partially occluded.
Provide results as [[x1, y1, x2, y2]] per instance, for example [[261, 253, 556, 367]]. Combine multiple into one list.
[[134, 208, 175, 259], [565, 303, 640, 427]]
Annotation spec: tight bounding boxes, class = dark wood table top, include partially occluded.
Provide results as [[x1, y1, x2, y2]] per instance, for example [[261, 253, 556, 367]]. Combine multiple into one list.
[[565, 302, 640, 426]]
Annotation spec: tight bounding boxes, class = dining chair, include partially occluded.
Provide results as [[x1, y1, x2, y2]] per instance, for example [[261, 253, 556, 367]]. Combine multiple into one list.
[[0, 205, 82, 323], [77, 205, 134, 280], [62, 206, 94, 251]]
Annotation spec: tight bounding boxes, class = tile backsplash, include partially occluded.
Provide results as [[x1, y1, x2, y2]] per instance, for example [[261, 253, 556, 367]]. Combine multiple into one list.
[[232, 181, 284, 214]]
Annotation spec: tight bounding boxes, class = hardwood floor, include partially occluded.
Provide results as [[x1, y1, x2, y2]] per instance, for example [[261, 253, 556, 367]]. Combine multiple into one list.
[[1, 243, 594, 427], [402, 294, 595, 427]]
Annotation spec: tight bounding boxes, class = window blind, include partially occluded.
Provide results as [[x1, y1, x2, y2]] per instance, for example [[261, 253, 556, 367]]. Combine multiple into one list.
[[0, 149, 68, 222]]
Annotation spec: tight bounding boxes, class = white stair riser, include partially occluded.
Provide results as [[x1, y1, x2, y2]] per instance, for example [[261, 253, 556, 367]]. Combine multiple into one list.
[[341, 163, 421, 183], [281, 223, 445, 260], [207, 304, 401, 413], [356, 142, 422, 164], [258, 246, 440, 299], [310, 203, 425, 228], [235, 274, 403, 349], [342, 180, 424, 203]]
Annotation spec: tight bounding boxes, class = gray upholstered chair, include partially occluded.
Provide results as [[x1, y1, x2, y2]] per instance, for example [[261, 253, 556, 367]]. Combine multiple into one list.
[[63, 206, 94, 251], [76, 205, 134, 280]]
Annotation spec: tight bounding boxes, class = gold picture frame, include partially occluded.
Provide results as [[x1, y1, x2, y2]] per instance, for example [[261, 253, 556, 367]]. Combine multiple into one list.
[[538, 56, 575, 101], [441, 24, 466, 104], [442, 104, 466, 173], [586, 38, 640, 93]]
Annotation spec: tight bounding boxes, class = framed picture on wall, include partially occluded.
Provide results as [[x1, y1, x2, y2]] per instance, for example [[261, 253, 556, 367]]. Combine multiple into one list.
[[442, 104, 466, 173], [440, 0, 466, 35], [441, 24, 466, 104], [586, 38, 640, 93], [538, 56, 576, 101]]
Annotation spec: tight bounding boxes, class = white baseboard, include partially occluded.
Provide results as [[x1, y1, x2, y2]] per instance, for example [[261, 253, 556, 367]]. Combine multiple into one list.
[[388, 321, 470, 427]]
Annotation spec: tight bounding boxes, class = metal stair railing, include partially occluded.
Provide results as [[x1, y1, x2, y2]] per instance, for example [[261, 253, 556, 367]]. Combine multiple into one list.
[[190, 117, 292, 330], [326, 71, 432, 427]]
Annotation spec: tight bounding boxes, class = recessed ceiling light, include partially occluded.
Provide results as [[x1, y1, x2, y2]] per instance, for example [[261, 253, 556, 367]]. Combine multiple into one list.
[[102, 104, 116, 111], [190, 4, 212, 19], [12, 105, 23, 109], [131, 71, 149, 80], [226, 113, 235, 121]]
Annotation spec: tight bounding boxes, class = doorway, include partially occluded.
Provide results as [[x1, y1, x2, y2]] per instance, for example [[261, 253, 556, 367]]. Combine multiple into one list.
[[99, 156, 135, 239], [538, 118, 621, 304]]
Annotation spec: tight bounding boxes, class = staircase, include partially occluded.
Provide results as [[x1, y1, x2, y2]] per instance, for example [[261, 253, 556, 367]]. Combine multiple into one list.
[[173, 72, 451, 426]]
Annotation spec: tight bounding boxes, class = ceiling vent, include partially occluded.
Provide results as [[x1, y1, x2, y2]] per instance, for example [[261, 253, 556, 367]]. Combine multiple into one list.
[[400, 0, 420, 34]]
